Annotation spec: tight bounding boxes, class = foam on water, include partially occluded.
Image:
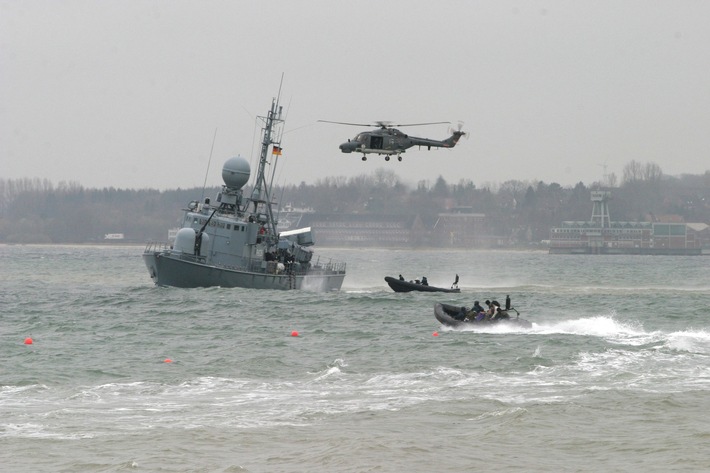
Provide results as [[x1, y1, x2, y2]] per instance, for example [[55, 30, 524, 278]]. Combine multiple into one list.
[[664, 329, 710, 354], [531, 314, 644, 336]]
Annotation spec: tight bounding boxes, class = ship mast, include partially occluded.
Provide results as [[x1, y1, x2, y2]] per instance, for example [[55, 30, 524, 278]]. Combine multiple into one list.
[[250, 96, 283, 236]]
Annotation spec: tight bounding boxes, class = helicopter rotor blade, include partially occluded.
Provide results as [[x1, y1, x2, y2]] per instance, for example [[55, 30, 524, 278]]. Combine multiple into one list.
[[318, 120, 374, 127], [319, 119, 452, 129], [392, 121, 451, 127], [374, 120, 393, 129]]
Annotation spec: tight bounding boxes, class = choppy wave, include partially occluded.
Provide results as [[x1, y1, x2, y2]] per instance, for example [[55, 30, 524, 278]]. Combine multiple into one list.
[[3, 245, 710, 472]]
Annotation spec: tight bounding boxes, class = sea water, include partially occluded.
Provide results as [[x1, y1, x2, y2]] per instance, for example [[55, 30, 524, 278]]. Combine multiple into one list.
[[1, 245, 709, 472]]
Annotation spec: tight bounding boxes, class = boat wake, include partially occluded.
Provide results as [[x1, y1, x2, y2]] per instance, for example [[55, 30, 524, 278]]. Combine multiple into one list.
[[502, 315, 710, 354], [530, 315, 645, 338]]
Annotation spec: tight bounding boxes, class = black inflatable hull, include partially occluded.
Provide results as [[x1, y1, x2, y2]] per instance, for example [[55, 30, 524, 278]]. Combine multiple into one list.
[[385, 276, 461, 293], [434, 302, 532, 329]]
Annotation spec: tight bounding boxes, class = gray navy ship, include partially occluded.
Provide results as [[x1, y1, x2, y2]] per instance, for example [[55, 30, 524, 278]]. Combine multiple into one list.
[[142, 95, 346, 290]]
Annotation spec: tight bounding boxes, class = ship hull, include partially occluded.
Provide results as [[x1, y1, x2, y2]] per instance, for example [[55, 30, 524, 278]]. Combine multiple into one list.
[[143, 252, 345, 291]]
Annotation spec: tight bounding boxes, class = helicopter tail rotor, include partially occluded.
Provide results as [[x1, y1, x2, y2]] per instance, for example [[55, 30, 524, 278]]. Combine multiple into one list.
[[449, 121, 467, 135], [441, 122, 467, 148], [448, 122, 468, 141]]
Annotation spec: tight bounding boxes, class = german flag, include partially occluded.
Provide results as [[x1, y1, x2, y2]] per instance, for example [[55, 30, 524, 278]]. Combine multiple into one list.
[[272, 145, 282, 156]]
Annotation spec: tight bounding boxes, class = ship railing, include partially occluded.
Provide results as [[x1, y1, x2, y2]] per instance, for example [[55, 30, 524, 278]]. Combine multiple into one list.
[[310, 255, 347, 275], [232, 257, 346, 276], [144, 241, 171, 253], [144, 241, 209, 263]]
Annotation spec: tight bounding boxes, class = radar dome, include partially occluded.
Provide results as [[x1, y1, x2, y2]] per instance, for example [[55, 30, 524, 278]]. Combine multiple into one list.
[[222, 156, 250, 189]]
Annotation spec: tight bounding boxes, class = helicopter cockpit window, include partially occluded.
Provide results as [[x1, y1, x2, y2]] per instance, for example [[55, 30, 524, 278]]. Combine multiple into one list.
[[355, 133, 366, 142]]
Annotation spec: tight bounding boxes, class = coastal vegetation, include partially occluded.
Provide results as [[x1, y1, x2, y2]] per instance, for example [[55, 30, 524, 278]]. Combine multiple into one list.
[[1, 161, 708, 245]]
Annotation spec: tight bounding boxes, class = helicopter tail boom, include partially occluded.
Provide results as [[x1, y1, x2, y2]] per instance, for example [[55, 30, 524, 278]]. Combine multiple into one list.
[[409, 130, 465, 150]]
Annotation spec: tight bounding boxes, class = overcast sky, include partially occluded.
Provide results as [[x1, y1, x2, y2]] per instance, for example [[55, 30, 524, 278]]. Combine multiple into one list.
[[2, 0, 710, 191]]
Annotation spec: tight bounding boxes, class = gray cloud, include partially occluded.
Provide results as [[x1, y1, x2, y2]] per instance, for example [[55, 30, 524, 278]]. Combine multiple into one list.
[[2, 0, 709, 190]]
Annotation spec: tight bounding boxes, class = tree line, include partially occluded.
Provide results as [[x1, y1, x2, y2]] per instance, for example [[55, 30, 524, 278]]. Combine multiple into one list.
[[1, 161, 708, 245]]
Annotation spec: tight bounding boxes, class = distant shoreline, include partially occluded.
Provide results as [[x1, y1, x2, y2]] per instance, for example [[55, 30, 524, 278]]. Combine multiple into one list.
[[0, 242, 145, 248], [0, 242, 548, 252]]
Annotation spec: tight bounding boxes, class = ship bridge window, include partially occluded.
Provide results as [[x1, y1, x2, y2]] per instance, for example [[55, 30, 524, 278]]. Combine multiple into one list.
[[227, 224, 231, 230]]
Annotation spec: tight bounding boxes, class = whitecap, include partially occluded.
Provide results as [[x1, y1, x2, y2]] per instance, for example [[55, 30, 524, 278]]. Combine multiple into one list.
[[664, 329, 710, 354]]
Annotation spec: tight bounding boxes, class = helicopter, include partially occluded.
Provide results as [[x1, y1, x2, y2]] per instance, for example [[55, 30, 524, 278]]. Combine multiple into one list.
[[318, 120, 466, 161]]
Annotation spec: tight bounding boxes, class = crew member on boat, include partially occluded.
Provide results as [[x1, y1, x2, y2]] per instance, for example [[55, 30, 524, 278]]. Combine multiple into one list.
[[484, 300, 496, 320], [464, 301, 486, 321]]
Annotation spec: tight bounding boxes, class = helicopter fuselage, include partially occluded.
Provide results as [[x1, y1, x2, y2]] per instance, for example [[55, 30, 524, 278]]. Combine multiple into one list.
[[339, 128, 462, 156]]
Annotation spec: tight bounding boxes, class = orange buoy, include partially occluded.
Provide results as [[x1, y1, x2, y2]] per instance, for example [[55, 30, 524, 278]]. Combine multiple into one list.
[[164, 358, 172, 363], [291, 331, 299, 337], [24, 337, 33, 345], [432, 331, 439, 337]]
